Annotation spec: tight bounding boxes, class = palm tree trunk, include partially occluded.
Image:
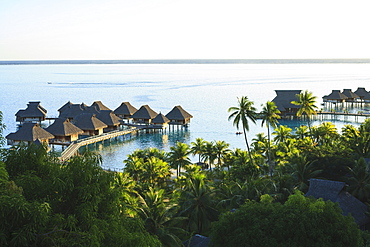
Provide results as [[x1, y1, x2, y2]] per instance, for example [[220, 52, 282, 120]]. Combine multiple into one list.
[[243, 130, 253, 165], [267, 124, 273, 176]]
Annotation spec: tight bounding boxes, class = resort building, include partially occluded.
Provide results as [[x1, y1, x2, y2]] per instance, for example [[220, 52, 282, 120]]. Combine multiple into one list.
[[6, 122, 54, 146], [114, 102, 138, 121], [354, 87, 370, 103], [96, 110, 121, 131], [73, 113, 108, 136], [91, 101, 111, 111], [45, 118, 84, 144], [59, 103, 87, 120], [165, 105, 193, 126], [342, 89, 359, 102], [271, 90, 301, 117], [15, 101, 47, 124], [152, 113, 170, 129], [131, 105, 158, 124], [58, 101, 73, 115], [324, 90, 348, 103]]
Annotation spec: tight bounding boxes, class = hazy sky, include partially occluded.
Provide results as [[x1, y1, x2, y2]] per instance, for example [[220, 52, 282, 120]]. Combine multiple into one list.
[[1, 0, 369, 60]]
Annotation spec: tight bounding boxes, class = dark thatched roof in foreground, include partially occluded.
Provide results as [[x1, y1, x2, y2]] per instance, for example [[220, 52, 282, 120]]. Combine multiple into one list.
[[45, 118, 84, 136], [114, 102, 138, 116], [271, 90, 302, 112], [16, 101, 47, 118], [306, 179, 370, 226], [6, 123, 54, 141], [152, 113, 170, 124], [131, 105, 158, 119], [73, 113, 108, 130], [165, 105, 193, 120], [96, 110, 121, 126], [58, 101, 73, 113], [59, 104, 86, 119]]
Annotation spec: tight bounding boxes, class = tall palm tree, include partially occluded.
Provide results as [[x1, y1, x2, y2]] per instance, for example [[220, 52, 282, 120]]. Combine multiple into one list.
[[190, 138, 206, 164], [214, 140, 231, 169], [291, 90, 318, 135], [228, 96, 257, 163], [201, 141, 217, 171], [167, 142, 192, 178], [260, 101, 281, 174]]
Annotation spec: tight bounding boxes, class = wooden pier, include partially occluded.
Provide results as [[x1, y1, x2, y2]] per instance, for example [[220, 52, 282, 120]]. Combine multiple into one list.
[[59, 127, 140, 161], [315, 111, 370, 120]]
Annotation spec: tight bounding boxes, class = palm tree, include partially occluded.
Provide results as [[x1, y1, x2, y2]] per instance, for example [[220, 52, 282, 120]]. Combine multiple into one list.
[[228, 96, 257, 163], [344, 158, 370, 202], [273, 125, 292, 145], [190, 138, 206, 164], [201, 141, 217, 171], [213, 140, 231, 169], [260, 101, 281, 174], [291, 90, 318, 135], [167, 142, 192, 178]]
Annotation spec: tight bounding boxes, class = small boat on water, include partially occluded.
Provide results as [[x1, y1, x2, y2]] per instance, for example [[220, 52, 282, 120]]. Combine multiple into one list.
[[47, 82, 52, 84]]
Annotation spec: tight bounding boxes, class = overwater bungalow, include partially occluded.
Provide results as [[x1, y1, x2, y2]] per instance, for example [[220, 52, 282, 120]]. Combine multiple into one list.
[[152, 113, 170, 128], [15, 101, 47, 124], [165, 105, 193, 126], [131, 105, 158, 124], [324, 90, 348, 103], [6, 122, 54, 146], [342, 89, 359, 102], [91, 101, 111, 111], [354, 87, 370, 103], [96, 110, 121, 131], [271, 90, 302, 117], [114, 102, 138, 121], [59, 103, 86, 120], [45, 118, 84, 144], [58, 101, 73, 115], [73, 113, 108, 136]]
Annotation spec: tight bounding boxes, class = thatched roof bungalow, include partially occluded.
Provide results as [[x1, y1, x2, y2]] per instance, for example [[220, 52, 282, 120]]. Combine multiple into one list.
[[73, 113, 108, 136], [342, 89, 359, 102], [306, 179, 370, 228], [131, 105, 158, 124], [325, 90, 348, 103], [59, 104, 86, 120], [114, 102, 138, 120], [152, 113, 170, 128], [354, 87, 370, 102], [6, 122, 54, 146], [58, 101, 73, 114], [271, 90, 301, 117], [15, 101, 47, 124], [96, 110, 121, 131], [165, 105, 193, 125], [91, 101, 111, 111], [45, 118, 84, 144]]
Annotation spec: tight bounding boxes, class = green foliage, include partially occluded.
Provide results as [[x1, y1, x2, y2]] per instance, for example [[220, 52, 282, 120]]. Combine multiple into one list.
[[210, 192, 363, 247], [0, 110, 5, 147]]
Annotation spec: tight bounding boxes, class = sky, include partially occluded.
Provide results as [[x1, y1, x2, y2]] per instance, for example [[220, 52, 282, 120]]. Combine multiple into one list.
[[1, 0, 369, 60]]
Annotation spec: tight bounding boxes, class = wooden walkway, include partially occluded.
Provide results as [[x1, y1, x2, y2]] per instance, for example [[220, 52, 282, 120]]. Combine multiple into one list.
[[59, 127, 140, 161], [316, 111, 370, 118]]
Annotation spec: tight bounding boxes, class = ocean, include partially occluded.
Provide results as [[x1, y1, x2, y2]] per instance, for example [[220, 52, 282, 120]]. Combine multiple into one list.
[[1, 60, 370, 170]]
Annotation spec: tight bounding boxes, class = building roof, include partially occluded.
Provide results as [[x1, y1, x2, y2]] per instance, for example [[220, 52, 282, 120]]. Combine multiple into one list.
[[165, 105, 193, 120], [131, 105, 158, 119], [342, 89, 359, 99], [59, 104, 85, 119], [152, 113, 170, 124], [354, 87, 370, 100], [271, 90, 302, 112], [96, 110, 121, 126], [326, 90, 348, 100], [183, 234, 210, 247], [15, 101, 47, 118], [45, 118, 84, 136], [73, 113, 108, 130], [306, 179, 370, 226], [58, 101, 73, 113], [114, 102, 138, 116], [91, 101, 111, 111], [6, 123, 54, 141]]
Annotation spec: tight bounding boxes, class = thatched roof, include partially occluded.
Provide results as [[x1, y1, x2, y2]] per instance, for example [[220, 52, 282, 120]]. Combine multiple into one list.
[[354, 87, 370, 100], [73, 113, 108, 130], [114, 102, 138, 116], [59, 104, 85, 119], [165, 105, 193, 120], [91, 101, 111, 111], [306, 179, 370, 226], [16, 101, 47, 118], [45, 118, 84, 136], [96, 110, 121, 126], [326, 90, 348, 100], [131, 105, 158, 119], [271, 90, 302, 112], [84, 105, 101, 115], [152, 113, 170, 124], [58, 101, 73, 113], [342, 89, 359, 99], [6, 123, 54, 141]]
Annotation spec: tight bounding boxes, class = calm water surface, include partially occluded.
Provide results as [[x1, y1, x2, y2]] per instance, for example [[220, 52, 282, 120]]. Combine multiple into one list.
[[1, 63, 370, 170]]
